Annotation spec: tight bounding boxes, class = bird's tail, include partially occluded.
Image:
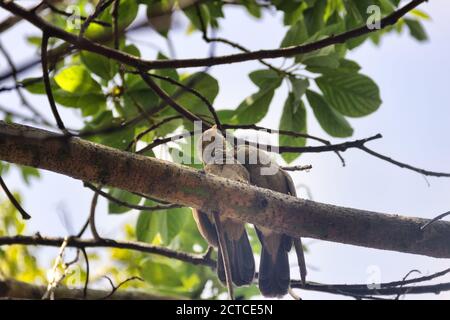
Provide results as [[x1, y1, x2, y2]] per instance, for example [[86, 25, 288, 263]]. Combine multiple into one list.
[[257, 233, 291, 298], [217, 230, 255, 286]]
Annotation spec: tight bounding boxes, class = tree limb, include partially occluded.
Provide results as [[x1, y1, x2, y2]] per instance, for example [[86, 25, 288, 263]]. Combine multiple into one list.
[[0, 277, 181, 300], [0, 0, 427, 71], [0, 121, 450, 258]]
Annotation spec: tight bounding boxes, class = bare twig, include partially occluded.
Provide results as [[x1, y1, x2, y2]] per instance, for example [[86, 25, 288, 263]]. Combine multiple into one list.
[[144, 72, 222, 130], [281, 165, 312, 172], [81, 248, 90, 299], [42, 237, 70, 300], [78, 0, 115, 38], [125, 115, 182, 151], [45, 1, 111, 27], [101, 276, 143, 299], [360, 145, 450, 178], [0, 175, 31, 220], [41, 33, 68, 133], [84, 182, 182, 211], [421, 210, 450, 230], [89, 191, 101, 240], [139, 71, 208, 125]]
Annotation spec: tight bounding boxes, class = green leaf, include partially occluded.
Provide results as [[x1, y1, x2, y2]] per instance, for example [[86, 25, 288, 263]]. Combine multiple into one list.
[[98, 0, 138, 30], [136, 203, 188, 245], [303, 0, 327, 36], [249, 69, 282, 89], [404, 18, 428, 41], [108, 188, 142, 214], [83, 111, 135, 149], [147, 2, 172, 37], [81, 51, 116, 80], [123, 73, 160, 118], [306, 90, 353, 138], [20, 166, 40, 185], [22, 76, 106, 115], [154, 53, 180, 95], [306, 59, 361, 75], [54, 65, 102, 93], [280, 17, 308, 47], [316, 72, 382, 117], [279, 93, 307, 163], [231, 87, 276, 125], [166, 207, 189, 241], [141, 259, 183, 287], [175, 72, 219, 120], [290, 77, 309, 102], [183, 4, 209, 31]]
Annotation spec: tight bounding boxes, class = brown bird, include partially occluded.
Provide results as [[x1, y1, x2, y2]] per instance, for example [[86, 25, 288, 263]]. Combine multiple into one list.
[[191, 127, 255, 288], [236, 145, 305, 297]]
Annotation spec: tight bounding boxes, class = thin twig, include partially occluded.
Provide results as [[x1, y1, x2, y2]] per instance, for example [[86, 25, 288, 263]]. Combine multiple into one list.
[[84, 182, 182, 211], [45, 1, 111, 27], [0, 175, 31, 220], [41, 33, 68, 133], [145, 72, 222, 130], [89, 191, 101, 240], [421, 210, 450, 230], [78, 0, 114, 38], [81, 248, 90, 299], [139, 71, 209, 125], [101, 276, 143, 300], [281, 165, 312, 172]]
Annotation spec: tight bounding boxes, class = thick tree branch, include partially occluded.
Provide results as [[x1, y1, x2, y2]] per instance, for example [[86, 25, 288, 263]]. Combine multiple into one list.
[[0, 277, 181, 300], [1, 121, 450, 258], [0, 0, 427, 71]]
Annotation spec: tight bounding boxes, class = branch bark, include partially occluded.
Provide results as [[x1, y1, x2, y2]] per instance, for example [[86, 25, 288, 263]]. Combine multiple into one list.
[[1, 121, 450, 258], [0, 278, 181, 300]]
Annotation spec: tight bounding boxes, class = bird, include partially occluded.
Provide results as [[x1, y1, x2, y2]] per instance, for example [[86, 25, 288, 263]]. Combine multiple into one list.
[[191, 126, 255, 288], [235, 144, 305, 297]]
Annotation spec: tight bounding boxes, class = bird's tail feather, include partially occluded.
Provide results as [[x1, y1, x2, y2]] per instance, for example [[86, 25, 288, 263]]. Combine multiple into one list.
[[258, 235, 291, 298], [217, 230, 255, 287]]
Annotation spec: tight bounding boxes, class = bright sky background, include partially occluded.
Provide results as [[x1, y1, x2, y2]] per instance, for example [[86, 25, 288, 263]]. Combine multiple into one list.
[[0, 0, 449, 300]]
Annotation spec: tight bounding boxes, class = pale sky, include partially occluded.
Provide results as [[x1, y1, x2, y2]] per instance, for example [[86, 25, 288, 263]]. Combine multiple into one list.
[[0, 0, 449, 300]]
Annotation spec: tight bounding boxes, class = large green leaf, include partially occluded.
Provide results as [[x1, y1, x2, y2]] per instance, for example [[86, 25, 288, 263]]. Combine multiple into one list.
[[136, 203, 189, 245], [54, 65, 102, 93], [23, 76, 106, 116], [279, 93, 307, 163], [140, 259, 183, 287], [80, 51, 116, 81], [280, 17, 308, 47], [249, 69, 282, 89], [230, 70, 282, 125], [98, 0, 138, 29], [316, 72, 381, 117], [123, 73, 160, 118], [306, 90, 353, 138], [290, 77, 309, 102], [231, 87, 276, 125], [175, 72, 219, 123]]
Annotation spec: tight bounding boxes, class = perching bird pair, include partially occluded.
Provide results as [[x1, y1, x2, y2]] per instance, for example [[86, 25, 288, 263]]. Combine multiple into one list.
[[192, 126, 305, 298]]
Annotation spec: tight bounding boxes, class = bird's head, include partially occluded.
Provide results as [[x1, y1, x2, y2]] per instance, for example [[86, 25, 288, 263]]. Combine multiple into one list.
[[198, 125, 233, 164]]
